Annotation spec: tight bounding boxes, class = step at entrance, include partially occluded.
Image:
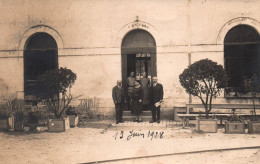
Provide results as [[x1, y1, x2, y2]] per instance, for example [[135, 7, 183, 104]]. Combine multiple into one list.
[[122, 111, 152, 121]]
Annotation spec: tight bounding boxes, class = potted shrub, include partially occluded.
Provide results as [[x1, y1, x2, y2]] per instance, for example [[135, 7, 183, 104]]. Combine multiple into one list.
[[0, 98, 23, 130], [196, 113, 218, 133], [14, 111, 25, 131], [240, 74, 260, 133], [248, 118, 260, 133], [66, 106, 79, 127], [9, 99, 26, 132], [28, 110, 39, 131], [26, 105, 51, 131], [36, 67, 77, 132], [179, 59, 228, 132], [225, 109, 245, 134], [248, 111, 260, 133], [0, 98, 27, 131], [0, 108, 14, 130]]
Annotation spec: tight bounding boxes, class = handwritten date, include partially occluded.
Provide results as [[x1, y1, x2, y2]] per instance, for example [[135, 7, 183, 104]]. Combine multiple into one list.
[[113, 130, 164, 141]]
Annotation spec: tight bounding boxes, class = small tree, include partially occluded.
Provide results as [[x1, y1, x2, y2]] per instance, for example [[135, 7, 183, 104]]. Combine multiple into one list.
[[36, 67, 77, 118], [240, 74, 260, 121], [179, 59, 228, 118]]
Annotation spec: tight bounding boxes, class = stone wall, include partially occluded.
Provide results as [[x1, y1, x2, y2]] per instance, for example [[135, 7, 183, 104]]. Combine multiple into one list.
[[0, 0, 259, 117]]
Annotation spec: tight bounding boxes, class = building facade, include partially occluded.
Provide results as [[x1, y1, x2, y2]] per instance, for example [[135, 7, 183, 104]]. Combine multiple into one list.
[[0, 0, 260, 117]]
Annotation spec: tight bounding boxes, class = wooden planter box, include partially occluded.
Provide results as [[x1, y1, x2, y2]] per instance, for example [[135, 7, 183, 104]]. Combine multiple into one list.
[[0, 116, 14, 130], [196, 118, 218, 133], [48, 117, 70, 132], [248, 121, 260, 134], [225, 121, 245, 134], [69, 115, 79, 127], [14, 122, 24, 131]]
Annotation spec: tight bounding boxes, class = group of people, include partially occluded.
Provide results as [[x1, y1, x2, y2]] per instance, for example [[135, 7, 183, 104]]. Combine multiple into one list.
[[112, 72, 164, 124]]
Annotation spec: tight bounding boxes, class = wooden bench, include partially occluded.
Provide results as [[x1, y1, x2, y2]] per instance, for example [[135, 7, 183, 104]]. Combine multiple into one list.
[[177, 113, 250, 127], [186, 104, 260, 114], [177, 104, 260, 127]]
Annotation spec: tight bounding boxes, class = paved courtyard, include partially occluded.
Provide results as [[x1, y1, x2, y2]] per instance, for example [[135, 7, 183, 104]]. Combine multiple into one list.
[[0, 119, 260, 164]]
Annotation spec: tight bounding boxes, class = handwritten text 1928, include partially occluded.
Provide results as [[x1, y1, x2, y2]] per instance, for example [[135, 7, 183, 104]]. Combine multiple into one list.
[[113, 130, 164, 141]]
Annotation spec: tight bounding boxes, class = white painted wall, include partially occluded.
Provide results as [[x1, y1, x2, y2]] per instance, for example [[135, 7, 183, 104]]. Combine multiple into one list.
[[0, 0, 259, 116]]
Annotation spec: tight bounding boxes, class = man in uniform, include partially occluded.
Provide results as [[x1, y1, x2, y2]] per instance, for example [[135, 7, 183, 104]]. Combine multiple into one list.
[[112, 80, 125, 124], [149, 77, 164, 123]]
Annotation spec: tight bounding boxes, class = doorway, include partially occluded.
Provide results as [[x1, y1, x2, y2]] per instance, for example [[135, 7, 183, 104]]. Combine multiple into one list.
[[121, 29, 156, 89], [121, 30, 156, 111]]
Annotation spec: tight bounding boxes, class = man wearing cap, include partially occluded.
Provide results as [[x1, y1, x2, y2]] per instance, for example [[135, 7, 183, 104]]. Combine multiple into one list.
[[112, 80, 125, 124], [149, 77, 164, 123]]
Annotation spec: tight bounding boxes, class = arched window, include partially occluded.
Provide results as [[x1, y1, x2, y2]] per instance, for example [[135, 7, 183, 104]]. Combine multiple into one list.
[[224, 25, 260, 90], [24, 32, 58, 97]]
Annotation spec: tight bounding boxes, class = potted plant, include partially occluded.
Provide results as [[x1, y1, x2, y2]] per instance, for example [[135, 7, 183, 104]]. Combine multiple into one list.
[[36, 67, 77, 132], [0, 107, 14, 130], [225, 109, 245, 134], [248, 110, 260, 133], [9, 99, 26, 132], [0, 98, 23, 130], [0, 98, 27, 131], [14, 111, 25, 131], [240, 74, 260, 133], [66, 106, 79, 127], [27, 108, 39, 131], [179, 59, 228, 132], [195, 113, 218, 133]]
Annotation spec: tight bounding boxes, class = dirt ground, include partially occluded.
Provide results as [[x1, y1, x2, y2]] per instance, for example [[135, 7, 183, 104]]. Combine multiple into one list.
[[0, 122, 260, 164]]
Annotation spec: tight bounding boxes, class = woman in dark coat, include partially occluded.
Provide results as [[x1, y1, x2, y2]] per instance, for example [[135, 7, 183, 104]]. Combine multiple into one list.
[[140, 72, 150, 110], [132, 80, 143, 122]]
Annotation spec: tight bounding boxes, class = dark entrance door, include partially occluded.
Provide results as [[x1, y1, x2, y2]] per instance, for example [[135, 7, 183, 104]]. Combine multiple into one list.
[[126, 53, 152, 80], [24, 33, 58, 98], [121, 30, 157, 111], [121, 29, 156, 89]]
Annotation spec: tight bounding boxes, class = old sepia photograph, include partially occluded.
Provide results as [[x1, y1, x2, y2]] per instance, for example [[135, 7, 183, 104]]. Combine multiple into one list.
[[0, 0, 260, 163]]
